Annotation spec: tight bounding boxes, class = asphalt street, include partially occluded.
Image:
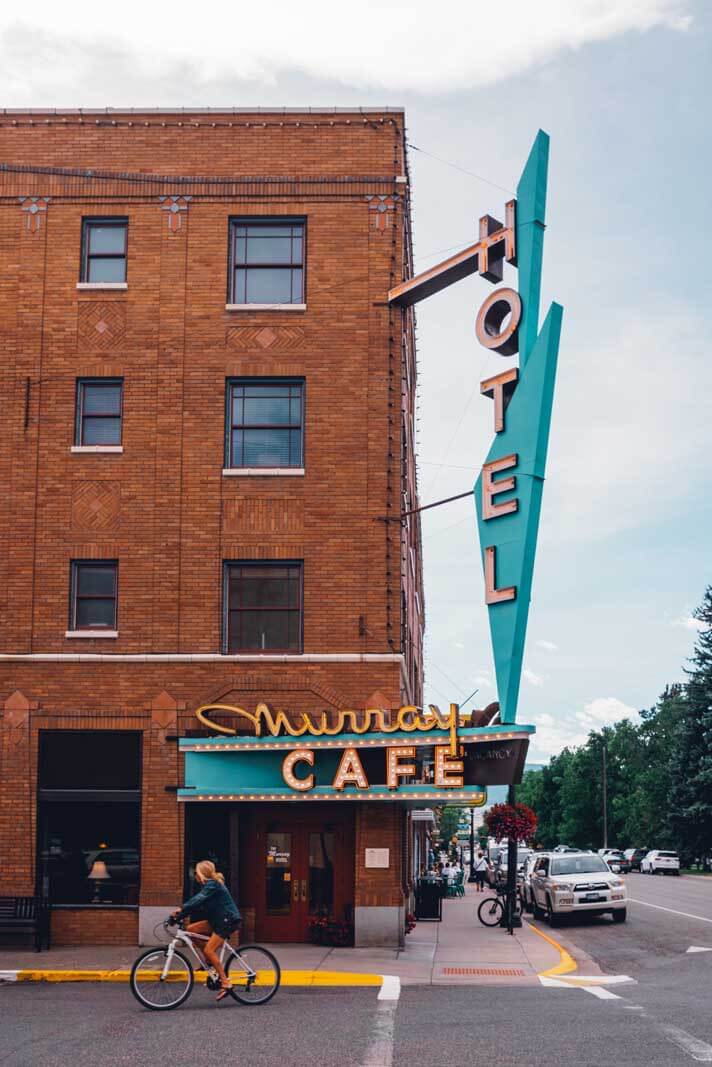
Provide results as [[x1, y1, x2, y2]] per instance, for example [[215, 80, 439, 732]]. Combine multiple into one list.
[[1, 875, 710, 1067]]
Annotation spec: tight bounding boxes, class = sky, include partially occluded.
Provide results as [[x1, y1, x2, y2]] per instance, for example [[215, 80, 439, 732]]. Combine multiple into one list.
[[2, 0, 710, 761]]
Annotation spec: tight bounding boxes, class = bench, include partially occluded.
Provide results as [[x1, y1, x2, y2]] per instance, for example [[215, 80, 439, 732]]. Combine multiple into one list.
[[0, 896, 50, 952]]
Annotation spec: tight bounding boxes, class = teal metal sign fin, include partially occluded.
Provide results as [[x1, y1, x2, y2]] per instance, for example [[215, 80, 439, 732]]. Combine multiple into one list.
[[474, 130, 563, 724]]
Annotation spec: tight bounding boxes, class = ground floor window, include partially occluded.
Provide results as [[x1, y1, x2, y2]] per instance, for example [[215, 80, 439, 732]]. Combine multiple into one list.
[[37, 731, 141, 907]]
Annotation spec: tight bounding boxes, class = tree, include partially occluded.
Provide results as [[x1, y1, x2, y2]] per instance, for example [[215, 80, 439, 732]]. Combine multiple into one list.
[[436, 806, 464, 850], [668, 588, 712, 864]]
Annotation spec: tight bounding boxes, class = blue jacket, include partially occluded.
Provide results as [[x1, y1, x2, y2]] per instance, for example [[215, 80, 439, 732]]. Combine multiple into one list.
[[178, 878, 241, 928]]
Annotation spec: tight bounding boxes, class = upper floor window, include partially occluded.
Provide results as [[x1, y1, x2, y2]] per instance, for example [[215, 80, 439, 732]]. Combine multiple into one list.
[[75, 379, 123, 445], [81, 218, 128, 283], [225, 562, 302, 652], [226, 380, 304, 469], [70, 561, 118, 631], [229, 219, 305, 305]]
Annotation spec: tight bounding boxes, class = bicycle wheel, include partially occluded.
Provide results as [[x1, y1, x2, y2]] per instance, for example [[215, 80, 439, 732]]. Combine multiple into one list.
[[226, 944, 281, 1005], [477, 895, 504, 927], [130, 947, 194, 1010]]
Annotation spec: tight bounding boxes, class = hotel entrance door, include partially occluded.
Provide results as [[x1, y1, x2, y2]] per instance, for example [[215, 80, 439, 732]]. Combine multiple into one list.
[[255, 811, 354, 943]]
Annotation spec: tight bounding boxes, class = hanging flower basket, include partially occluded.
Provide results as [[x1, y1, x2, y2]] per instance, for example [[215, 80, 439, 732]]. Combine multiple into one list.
[[484, 802, 537, 844]]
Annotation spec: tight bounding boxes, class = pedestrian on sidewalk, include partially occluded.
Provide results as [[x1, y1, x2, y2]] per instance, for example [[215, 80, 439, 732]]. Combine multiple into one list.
[[474, 851, 489, 892]]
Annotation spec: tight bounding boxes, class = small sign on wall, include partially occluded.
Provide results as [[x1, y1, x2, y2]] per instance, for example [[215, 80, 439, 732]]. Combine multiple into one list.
[[365, 848, 390, 869]]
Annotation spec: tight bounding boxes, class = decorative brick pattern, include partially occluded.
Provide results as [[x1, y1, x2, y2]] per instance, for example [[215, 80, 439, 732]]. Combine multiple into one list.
[[77, 301, 126, 350], [366, 194, 398, 232], [226, 325, 305, 351], [71, 481, 121, 534], [19, 196, 50, 233], [223, 498, 304, 537]]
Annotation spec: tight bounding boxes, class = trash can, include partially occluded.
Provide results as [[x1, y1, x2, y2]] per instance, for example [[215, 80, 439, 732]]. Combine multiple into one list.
[[415, 879, 443, 921]]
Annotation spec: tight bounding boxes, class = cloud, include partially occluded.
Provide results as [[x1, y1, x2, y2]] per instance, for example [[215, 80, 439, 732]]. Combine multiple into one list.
[[575, 696, 638, 731], [523, 668, 544, 688], [671, 614, 707, 633], [474, 675, 493, 688], [535, 640, 559, 652], [0, 1, 692, 102], [528, 696, 638, 760]]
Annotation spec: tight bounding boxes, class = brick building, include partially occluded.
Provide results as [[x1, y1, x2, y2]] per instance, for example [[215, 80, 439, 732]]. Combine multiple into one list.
[[0, 107, 432, 948]]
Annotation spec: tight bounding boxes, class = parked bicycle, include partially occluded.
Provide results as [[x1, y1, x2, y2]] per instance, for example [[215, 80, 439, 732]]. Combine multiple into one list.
[[476, 883, 519, 928], [130, 918, 281, 1011]]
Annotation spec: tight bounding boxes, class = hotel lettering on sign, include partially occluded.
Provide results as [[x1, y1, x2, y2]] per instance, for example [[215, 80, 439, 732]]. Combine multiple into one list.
[[389, 130, 563, 726]]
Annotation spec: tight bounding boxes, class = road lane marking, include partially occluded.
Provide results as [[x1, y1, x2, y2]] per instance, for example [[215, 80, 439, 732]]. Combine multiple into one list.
[[628, 898, 712, 924], [687, 946, 712, 954], [582, 985, 621, 1000], [361, 977, 400, 1067], [662, 1024, 712, 1062]]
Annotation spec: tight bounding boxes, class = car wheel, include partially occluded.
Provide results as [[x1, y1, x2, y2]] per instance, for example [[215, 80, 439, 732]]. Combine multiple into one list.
[[612, 908, 627, 923], [532, 897, 545, 920], [546, 896, 560, 927]]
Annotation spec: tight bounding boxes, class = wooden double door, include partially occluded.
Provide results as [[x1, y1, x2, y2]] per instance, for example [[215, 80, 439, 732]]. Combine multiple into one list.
[[255, 810, 354, 943]]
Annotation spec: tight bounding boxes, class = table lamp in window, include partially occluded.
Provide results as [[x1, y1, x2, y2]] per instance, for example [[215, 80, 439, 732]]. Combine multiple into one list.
[[88, 859, 110, 903]]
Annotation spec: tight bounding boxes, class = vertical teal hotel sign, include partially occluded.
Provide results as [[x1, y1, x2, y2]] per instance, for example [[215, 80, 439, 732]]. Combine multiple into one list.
[[389, 131, 563, 726]]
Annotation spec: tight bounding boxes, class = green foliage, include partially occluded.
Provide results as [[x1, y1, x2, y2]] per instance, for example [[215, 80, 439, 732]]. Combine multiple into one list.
[[436, 806, 464, 848], [518, 587, 712, 859]]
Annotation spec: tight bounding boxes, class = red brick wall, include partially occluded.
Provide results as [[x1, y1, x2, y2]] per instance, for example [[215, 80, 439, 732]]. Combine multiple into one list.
[[51, 907, 138, 946], [355, 804, 404, 908]]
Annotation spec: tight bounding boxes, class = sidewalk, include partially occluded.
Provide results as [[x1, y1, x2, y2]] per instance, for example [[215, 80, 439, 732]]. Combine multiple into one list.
[[0, 885, 576, 987]]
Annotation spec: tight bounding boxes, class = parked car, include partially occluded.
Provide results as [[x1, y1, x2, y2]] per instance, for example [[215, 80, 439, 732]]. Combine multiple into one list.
[[623, 848, 648, 872], [530, 851, 627, 925], [489, 846, 534, 887], [552, 845, 579, 853], [520, 852, 550, 913], [640, 850, 680, 875], [600, 849, 629, 873]]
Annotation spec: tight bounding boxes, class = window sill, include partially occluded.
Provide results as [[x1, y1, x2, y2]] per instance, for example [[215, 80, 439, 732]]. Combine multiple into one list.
[[65, 630, 119, 639], [222, 467, 305, 477], [225, 303, 306, 312], [51, 904, 138, 910], [76, 282, 128, 290], [71, 445, 124, 454]]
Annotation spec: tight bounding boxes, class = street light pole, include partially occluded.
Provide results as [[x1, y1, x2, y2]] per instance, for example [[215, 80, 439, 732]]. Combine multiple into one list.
[[602, 741, 608, 850]]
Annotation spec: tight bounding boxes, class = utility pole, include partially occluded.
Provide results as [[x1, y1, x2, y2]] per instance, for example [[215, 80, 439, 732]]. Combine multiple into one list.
[[602, 741, 608, 850], [468, 807, 476, 882]]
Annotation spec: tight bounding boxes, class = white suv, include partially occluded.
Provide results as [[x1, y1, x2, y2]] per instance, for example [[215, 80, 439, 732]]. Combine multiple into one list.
[[640, 850, 680, 875], [531, 851, 627, 925]]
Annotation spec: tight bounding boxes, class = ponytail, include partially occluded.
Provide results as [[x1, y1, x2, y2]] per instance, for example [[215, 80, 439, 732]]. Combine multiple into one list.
[[196, 859, 225, 884]]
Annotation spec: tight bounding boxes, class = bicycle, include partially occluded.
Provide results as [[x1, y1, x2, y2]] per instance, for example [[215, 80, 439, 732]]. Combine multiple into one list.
[[476, 882, 517, 928], [130, 918, 281, 1011]]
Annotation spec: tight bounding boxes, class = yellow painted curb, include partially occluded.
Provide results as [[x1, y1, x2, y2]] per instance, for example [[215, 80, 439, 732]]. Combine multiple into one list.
[[11, 968, 383, 988], [526, 922, 578, 978]]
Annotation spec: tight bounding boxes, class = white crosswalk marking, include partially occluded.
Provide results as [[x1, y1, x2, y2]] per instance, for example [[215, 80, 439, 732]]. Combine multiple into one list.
[[360, 976, 401, 1067]]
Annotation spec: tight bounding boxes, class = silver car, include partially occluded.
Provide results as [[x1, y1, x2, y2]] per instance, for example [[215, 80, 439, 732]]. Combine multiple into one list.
[[530, 851, 627, 925]]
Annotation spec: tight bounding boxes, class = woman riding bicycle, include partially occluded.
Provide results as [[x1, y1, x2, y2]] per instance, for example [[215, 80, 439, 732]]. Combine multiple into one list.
[[172, 860, 241, 1001]]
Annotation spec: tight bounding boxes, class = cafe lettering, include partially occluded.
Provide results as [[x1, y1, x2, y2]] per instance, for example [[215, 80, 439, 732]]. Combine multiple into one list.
[[179, 698, 534, 803]]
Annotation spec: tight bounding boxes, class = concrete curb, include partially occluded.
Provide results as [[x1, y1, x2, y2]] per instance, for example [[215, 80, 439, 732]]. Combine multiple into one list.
[[0, 968, 383, 987]]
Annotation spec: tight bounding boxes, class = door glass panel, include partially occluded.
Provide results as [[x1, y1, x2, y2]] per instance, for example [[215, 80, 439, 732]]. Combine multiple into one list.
[[265, 832, 292, 915], [308, 832, 335, 916]]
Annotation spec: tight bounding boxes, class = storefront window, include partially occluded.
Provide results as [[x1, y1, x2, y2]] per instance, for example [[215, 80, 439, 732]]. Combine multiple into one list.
[[38, 731, 141, 907]]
